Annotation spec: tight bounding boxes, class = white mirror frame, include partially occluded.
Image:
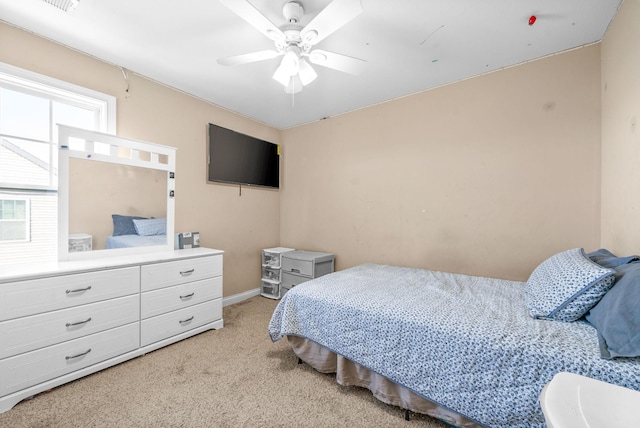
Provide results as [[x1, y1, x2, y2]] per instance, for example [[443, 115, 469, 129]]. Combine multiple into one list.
[[58, 125, 176, 261]]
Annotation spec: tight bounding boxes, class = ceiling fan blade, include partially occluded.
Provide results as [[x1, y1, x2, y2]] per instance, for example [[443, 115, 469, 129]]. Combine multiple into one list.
[[218, 50, 282, 66], [300, 0, 363, 46], [307, 49, 366, 75], [219, 0, 285, 42]]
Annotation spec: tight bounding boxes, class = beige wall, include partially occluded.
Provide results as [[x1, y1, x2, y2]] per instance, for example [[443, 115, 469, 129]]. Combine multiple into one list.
[[601, 0, 640, 254], [281, 46, 602, 281], [0, 22, 281, 297], [1, 8, 623, 290]]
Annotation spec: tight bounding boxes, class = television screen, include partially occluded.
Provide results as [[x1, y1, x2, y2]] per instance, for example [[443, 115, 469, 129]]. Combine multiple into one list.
[[207, 123, 279, 189]]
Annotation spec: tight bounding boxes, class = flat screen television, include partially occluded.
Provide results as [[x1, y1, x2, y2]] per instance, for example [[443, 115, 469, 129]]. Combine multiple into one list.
[[207, 123, 280, 189]]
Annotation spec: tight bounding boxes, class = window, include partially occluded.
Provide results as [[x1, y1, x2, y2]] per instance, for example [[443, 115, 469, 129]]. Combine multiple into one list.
[[0, 62, 115, 266], [0, 197, 30, 241]]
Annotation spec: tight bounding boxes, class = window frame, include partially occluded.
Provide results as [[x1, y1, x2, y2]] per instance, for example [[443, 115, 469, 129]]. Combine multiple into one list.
[[0, 61, 116, 191], [0, 61, 116, 265], [0, 195, 31, 243], [0, 61, 115, 133]]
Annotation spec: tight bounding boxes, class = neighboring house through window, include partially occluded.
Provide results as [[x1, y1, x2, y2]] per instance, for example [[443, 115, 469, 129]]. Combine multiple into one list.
[[0, 62, 115, 266], [0, 197, 30, 241]]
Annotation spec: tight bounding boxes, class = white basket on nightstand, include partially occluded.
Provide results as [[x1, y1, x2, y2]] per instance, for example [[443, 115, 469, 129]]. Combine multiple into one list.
[[68, 233, 92, 252]]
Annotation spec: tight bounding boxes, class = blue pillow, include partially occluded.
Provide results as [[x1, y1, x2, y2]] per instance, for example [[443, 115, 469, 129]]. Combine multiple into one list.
[[132, 218, 166, 236], [112, 214, 146, 236], [586, 248, 640, 269], [525, 248, 616, 322], [586, 262, 640, 359]]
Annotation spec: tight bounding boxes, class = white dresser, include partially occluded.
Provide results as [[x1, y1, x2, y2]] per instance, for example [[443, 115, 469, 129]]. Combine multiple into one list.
[[0, 247, 223, 413]]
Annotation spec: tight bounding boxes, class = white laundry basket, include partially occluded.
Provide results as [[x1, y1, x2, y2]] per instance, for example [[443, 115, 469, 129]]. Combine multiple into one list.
[[539, 372, 640, 428]]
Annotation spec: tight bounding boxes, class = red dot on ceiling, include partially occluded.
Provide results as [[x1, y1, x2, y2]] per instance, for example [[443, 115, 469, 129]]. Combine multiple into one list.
[[529, 15, 537, 26]]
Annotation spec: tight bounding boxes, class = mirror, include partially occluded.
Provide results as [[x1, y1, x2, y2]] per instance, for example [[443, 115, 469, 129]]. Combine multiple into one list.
[[58, 125, 176, 260], [68, 159, 167, 251]]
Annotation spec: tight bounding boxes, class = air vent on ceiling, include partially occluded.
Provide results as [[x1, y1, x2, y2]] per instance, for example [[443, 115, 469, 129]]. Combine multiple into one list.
[[41, 0, 80, 12]]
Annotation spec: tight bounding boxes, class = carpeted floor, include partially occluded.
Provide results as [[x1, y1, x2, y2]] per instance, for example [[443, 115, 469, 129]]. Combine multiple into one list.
[[0, 296, 449, 428]]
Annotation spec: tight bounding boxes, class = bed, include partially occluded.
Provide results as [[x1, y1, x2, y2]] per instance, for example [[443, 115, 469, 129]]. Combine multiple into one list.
[[268, 249, 640, 428], [106, 214, 166, 249]]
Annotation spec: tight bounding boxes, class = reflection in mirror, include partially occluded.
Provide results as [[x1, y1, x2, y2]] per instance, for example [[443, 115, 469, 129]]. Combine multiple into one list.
[[68, 158, 167, 251], [58, 125, 175, 261]]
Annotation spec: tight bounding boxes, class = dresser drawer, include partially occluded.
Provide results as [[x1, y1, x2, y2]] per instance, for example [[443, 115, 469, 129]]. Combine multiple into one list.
[[0, 322, 139, 398], [141, 255, 222, 292], [141, 277, 222, 319], [281, 271, 311, 289], [281, 258, 313, 277], [262, 266, 281, 282], [0, 295, 139, 360], [0, 267, 140, 321], [260, 280, 279, 298], [141, 299, 222, 347]]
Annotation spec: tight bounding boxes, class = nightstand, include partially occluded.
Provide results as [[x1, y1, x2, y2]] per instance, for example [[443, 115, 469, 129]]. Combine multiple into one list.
[[280, 250, 334, 296]]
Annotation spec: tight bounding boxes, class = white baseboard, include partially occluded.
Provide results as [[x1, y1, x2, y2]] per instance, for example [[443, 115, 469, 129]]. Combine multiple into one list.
[[223, 287, 261, 307]]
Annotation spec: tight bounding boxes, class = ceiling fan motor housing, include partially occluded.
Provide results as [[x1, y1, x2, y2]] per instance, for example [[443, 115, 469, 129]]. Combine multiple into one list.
[[279, 2, 311, 52], [283, 1, 304, 23]]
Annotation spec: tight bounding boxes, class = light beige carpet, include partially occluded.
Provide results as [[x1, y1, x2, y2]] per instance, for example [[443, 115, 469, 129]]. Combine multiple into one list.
[[0, 296, 449, 428]]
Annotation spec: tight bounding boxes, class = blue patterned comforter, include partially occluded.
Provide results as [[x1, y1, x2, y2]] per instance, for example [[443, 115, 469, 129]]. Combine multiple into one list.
[[105, 234, 166, 249], [268, 264, 640, 428]]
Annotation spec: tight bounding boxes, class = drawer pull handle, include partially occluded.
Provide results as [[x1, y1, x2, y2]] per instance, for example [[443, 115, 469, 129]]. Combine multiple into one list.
[[291, 268, 301, 273], [65, 348, 92, 360], [179, 316, 194, 325], [179, 269, 195, 276], [66, 317, 92, 328], [179, 292, 195, 300], [66, 285, 92, 294]]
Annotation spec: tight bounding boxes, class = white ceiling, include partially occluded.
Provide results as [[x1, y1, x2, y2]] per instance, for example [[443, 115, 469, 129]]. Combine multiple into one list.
[[0, 0, 623, 129]]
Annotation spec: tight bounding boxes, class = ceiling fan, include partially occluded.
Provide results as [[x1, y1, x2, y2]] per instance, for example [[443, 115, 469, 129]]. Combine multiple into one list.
[[218, 0, 366, 94]]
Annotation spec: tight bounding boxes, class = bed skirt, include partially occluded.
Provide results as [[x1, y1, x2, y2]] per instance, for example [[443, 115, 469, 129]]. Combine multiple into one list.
[[287, 336, 481, 428]]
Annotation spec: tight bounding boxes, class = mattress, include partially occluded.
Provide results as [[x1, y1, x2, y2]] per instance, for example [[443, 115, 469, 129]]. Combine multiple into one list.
[[268, 263, 640, 428]]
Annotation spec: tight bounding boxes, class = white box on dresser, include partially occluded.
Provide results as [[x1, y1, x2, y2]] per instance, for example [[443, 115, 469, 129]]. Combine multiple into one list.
[[0, 247, 223, 414]]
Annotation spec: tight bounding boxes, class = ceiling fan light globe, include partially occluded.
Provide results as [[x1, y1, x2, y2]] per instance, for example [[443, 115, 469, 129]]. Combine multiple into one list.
[[272, 64, 291, 86], [298, 59, 318, 85], [281, 50, 300, 76]]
